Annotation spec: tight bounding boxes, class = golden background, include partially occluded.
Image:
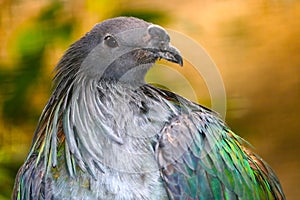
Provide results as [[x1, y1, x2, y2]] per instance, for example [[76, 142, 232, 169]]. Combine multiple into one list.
[[0, 0, 299, 199]]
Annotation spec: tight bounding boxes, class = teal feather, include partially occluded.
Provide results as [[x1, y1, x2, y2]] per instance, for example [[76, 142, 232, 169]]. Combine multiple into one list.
[[156, 89, 285, 199]]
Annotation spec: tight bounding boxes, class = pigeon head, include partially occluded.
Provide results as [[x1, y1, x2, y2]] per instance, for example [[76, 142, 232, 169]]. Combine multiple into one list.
[[55, 17, 183, 85]]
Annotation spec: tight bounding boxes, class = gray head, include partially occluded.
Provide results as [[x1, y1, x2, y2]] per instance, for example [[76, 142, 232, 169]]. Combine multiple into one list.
[[54, 17, 183, 89]]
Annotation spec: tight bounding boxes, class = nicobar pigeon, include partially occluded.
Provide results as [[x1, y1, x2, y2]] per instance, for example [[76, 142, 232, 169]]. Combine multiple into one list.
[[13, 17, 285, 200]]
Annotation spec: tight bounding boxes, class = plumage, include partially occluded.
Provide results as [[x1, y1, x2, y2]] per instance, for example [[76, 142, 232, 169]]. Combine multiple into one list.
[[13, 17, 285, 199]]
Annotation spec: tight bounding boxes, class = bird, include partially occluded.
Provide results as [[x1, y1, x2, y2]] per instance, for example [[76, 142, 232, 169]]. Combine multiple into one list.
[[12, 16, 285, 200]]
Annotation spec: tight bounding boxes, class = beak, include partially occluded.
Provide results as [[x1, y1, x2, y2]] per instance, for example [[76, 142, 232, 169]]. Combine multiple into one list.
[[156, 45, 183, 66], [147, 45, 183, 67], [145, 24, 183, 67]]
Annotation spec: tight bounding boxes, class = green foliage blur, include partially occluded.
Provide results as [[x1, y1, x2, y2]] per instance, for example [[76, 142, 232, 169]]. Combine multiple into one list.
[[0, 0, 299, 199]]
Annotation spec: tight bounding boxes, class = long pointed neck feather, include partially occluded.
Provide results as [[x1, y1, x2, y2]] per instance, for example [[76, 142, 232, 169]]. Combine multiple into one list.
[[27, 41, 89, 175], [28, 71, 165, 178], [29, 78, 105, 179]]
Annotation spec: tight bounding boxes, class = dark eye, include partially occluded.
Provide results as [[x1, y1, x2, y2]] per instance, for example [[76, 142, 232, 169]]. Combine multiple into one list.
[[104, 35, 118, 48]]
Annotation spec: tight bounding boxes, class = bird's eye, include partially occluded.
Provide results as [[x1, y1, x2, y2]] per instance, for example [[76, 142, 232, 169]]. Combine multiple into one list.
[[104, 35, 118, 48]]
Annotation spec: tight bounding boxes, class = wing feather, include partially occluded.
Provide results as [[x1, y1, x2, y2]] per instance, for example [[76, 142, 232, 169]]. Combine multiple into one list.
[[156, 110, 285, 199]]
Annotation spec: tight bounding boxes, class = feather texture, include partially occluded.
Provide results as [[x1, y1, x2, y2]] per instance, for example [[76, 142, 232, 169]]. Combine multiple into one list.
[[155, 88, 285, 199], [12, 17, 285, 200]]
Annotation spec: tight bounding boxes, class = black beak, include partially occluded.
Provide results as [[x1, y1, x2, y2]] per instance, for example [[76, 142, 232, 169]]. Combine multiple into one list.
[[148, 45, 183, 67], [145, 24, 183, 67], [156, 45, 183, 66]]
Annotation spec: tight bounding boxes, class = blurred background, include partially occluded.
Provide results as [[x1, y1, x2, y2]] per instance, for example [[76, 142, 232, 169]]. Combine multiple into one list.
[[0, 0, 299, 199]]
